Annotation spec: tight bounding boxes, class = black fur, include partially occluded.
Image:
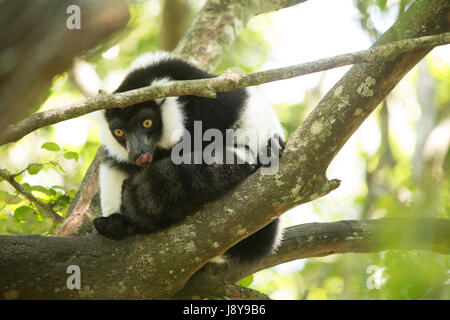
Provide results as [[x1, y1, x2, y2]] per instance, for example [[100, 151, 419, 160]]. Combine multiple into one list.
[[94, 54, 284, 264]]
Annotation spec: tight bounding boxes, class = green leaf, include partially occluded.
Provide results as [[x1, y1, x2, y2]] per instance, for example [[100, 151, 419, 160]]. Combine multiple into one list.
[[0, 190, 11, 200], [63, 151, 79, 162], [0, 191, 21, 205], [21, 182, 31, 191], [41, 142, 61, 152], [55, 194, 71, 207], [68, 189, 77, 198], [30, 185, 56, 197], [28, 218, 54, 235], [14, 206, 34, 222], [377, 0, 387, 10], [27, 164, 43, 175], [238, 274, 254, 287]]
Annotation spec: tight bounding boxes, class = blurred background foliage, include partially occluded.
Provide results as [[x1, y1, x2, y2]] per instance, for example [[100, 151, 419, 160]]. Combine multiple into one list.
[[0, 0, 448, 299]]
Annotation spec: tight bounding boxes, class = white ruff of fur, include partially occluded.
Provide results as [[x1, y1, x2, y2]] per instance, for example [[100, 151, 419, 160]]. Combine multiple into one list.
[[150, 77, 186, 149], [93, 110, 129, 163], [127, 51, 174, 73]]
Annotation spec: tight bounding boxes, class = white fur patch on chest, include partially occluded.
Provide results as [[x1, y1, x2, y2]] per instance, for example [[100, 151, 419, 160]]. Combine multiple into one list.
[[99, 163, 129, 217]]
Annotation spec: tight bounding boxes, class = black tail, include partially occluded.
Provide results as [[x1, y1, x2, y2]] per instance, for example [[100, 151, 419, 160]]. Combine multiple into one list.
[[224, 219, 282, 264]]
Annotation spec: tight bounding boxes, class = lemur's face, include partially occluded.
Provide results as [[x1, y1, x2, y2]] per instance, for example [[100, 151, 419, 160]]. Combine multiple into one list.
[[105, 103, 162, 167]]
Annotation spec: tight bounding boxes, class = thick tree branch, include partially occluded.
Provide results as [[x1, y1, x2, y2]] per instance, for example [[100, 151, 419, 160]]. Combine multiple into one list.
[[1, 218, 448, 299], [1, 32, 449, 146], [174, 276, 271, 300], [200, 218, 450, 284]]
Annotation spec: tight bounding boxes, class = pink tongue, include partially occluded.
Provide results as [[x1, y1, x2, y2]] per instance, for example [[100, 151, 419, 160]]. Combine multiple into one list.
[[136, 153, 152, 166]]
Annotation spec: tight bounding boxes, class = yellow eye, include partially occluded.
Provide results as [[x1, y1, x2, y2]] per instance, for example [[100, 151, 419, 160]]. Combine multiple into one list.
[[114, 129, 124, 137], [143, 119, 153, 128]]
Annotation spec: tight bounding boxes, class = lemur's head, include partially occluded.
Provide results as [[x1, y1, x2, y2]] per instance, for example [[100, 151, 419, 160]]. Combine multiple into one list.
[[97, 52, 194, 166], [104, 102, 162, 166]]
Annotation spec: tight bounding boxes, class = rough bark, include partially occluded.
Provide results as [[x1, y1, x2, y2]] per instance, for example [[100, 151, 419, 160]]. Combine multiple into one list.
[[198, 218, 450, 286], [1, 218, 448, 299]]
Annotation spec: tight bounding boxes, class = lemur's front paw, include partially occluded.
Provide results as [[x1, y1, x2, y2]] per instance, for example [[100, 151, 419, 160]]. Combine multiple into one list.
[[258, 133, 286, 167], [272, 133, 286, 157], [93, 213, 139, 240]]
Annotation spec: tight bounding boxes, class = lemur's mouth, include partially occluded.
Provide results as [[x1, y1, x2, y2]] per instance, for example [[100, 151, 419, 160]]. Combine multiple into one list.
[[135, 153, 152, 167]]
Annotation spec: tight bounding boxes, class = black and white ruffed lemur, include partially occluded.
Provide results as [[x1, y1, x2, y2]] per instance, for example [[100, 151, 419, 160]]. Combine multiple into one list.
[[93, 51, 285, 263]]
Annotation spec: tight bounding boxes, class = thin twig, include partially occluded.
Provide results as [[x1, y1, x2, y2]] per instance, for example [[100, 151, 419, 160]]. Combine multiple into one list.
[[1, 32, 449, 146], [10, 163, 39, 179], [0, 169, 63, 223]]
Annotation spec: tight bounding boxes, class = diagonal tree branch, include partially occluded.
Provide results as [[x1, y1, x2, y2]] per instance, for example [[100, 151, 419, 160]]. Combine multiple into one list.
[[1, 32, 449, 147]]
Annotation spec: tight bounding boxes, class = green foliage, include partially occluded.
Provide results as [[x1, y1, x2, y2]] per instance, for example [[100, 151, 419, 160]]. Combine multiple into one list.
[[41, 142, 61, 152], [238, 275, 254, 288], [14, 206, 34, 222], [383, 251, 449, 299], [377, 0, 387, 11], [27, 164, 43, 175], [63, 151, 79, 162], [0, 143, 81, 235], [0, 0, 448, 300], [216, 25, 270, 74]]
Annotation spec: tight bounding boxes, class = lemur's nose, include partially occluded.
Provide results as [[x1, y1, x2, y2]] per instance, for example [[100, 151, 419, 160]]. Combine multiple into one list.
[[136, 153, 152, 167]]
